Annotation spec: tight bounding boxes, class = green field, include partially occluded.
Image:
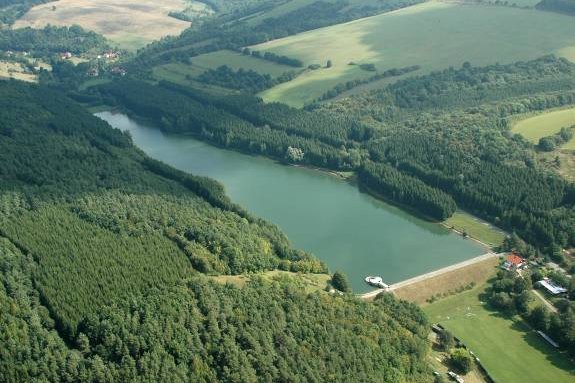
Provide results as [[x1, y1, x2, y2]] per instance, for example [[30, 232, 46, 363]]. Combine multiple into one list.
[[153, 49, 299, 86], [424, 286, 575, 383], [251, 1, 575, 106], [512, 107, 575, 148], [444, 211, 506, 248]]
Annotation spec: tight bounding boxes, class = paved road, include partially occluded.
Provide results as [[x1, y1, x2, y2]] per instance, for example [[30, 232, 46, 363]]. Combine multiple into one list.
[[532, 289, 558, 313], [359, 252, 502, 300]]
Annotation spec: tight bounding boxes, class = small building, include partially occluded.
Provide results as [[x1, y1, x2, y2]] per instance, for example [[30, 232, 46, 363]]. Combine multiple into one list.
[[110, 67, 127, 76], [536, 278, 567, 295], [537, 330, 559, 348], [60, 52, 73, 60], [87, 68, 99, 77], [502, 253, 525, 271]]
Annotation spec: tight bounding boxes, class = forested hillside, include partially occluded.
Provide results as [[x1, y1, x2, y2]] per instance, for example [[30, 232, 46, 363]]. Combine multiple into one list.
[[0, 0, 53, 24], [95, 56, 575, 258], [0, 25, 108, 56], [0, 80, 433, 382]]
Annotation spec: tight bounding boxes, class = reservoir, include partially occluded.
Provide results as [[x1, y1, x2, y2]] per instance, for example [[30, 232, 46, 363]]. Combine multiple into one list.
[[98, 112, 485, 292]]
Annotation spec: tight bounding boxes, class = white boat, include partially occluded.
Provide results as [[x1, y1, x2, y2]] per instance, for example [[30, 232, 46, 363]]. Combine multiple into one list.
[[364, 276, 389, 289]]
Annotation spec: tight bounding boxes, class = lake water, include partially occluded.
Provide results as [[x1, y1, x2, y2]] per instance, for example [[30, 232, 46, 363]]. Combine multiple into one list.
[[98, 112, 485, 292]]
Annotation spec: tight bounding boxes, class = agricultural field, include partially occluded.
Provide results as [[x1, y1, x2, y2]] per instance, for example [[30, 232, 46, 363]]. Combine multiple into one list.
[[13, 0, 193, 50], [251, 1, 575, 106], [512, 107, 575, 147], [424, 286, 575, 383], [444, 211, 506, 248]]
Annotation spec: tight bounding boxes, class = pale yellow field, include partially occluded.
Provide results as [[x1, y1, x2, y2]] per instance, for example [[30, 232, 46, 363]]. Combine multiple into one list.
[[14, 0, 192, 50], [512, 107, 575, 147], [0, 61, 36, 82]]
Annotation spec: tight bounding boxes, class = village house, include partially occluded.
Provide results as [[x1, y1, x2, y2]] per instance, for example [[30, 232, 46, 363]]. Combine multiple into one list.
[[87, 67, 99, 77], [502, 252, 526, 271]]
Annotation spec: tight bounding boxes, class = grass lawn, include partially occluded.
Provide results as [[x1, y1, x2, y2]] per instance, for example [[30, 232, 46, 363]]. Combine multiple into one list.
[[14, 0, 191, 50], [252, 1, 575, 106], [512, 107, 575, 147], [444, 211, 506, 248], [424, 286, 575, 383]]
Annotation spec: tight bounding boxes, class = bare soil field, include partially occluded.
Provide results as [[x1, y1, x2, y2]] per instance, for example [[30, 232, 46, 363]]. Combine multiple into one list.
[[14, 0, 191, 50]]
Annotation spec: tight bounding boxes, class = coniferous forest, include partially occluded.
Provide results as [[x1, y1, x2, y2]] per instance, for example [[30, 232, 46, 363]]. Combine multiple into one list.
[[0, 80, 432, 382]]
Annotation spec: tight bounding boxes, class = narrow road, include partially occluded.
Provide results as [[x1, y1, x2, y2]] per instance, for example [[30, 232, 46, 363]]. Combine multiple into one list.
[[532, 289, 558, 313], [359, 252, 502, 300]]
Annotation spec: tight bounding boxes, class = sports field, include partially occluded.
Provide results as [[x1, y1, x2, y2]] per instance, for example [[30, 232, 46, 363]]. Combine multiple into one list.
[[14, 0, 192, 50], [252, 1, 575, 106], [512, 107, 575, 149], [424, 286, 575, 383]]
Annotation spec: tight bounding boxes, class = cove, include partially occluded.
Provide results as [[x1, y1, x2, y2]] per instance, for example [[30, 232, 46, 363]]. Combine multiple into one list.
[[98, 111, 485, 292]]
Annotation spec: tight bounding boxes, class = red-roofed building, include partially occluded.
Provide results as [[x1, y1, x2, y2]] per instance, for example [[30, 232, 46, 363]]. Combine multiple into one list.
[[502, 253, 526, 270]]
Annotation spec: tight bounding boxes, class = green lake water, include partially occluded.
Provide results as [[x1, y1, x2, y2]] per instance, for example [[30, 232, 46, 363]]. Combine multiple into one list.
[[98, 112, 485, 292]]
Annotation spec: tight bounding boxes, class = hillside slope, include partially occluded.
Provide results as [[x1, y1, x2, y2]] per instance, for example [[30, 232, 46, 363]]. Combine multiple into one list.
[[0, 80, 432, 382]]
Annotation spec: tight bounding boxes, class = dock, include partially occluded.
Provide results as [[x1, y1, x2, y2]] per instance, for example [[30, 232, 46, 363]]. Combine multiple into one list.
[[359, 252, 502, 300]]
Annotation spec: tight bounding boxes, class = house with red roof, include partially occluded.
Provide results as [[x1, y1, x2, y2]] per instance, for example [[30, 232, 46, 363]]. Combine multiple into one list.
[[502, 253, 526, 271]]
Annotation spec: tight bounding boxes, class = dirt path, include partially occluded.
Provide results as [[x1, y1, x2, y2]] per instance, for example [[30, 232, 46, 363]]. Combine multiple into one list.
[[359, 252, 502, 300], [532, 289, 558, 313]]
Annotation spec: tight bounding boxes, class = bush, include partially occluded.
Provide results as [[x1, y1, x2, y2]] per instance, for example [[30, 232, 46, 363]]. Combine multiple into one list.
[[331, 271, 351, 293], [450, 348, 473, 373]]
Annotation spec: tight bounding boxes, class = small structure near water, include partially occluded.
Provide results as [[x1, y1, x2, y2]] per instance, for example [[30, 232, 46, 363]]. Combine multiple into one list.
[[364, 276, 389, 289]]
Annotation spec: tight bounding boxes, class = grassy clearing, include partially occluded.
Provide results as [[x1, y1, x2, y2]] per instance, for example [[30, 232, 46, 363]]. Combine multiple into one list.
[[424, 285, 575, 383], [512, 107, 575, 147], [191, 50, 297, 77], [444, 211, 506, 248], [14, 0, 191, 50], [0, 60, 36, 82], [211, 270, 331, 294], [252, 1, 575, 106], [394, 256, 499, 304], [152, 50, 297, 86]]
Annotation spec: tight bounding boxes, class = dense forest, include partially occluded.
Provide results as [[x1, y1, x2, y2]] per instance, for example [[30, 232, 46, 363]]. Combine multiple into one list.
[[0, 25, 108, 56], [197, 65, 297, 93], [95, 56, 575, 255], [0, 80, 434, 382]]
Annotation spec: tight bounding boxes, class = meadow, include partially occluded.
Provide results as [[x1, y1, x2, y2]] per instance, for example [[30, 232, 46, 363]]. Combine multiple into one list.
[[252, 1, 575, 106], [14, 0, 192, 50], [424, 286, 575, 383], [512, 107, 575, 148], [444, 211, 506, 248], [0, 60, 35, 82]]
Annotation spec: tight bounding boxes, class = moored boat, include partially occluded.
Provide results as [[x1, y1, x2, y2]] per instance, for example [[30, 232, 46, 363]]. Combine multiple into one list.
[[364, 276, 389, 289]]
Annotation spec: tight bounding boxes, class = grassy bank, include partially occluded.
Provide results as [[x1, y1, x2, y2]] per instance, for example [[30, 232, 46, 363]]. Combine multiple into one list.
[[424, 285, 575, 383]]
